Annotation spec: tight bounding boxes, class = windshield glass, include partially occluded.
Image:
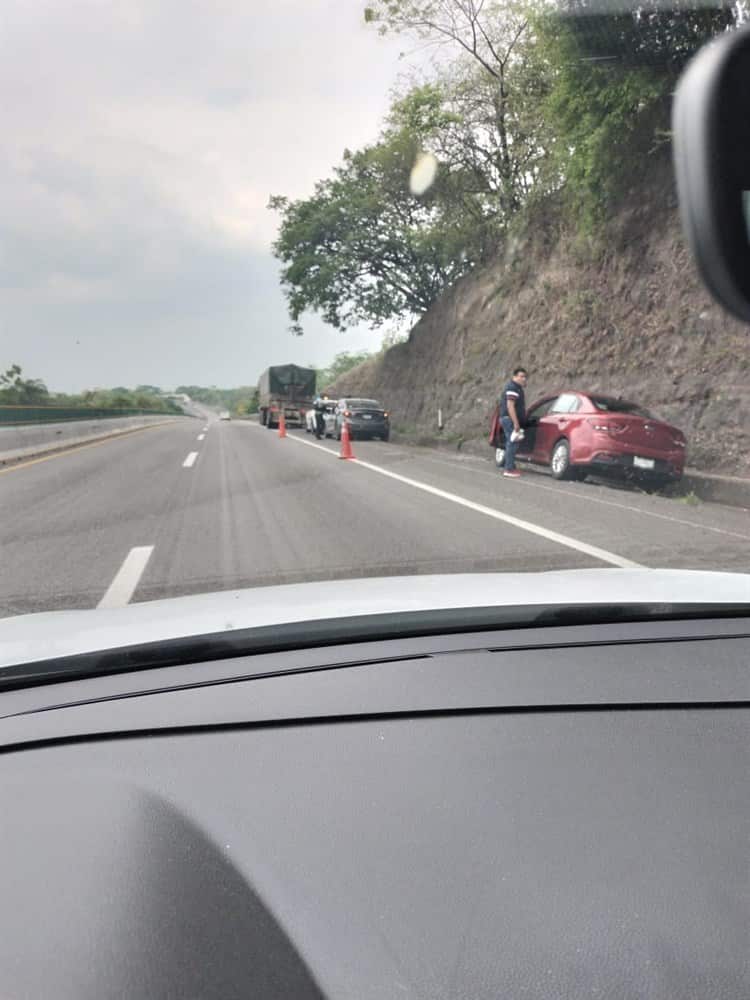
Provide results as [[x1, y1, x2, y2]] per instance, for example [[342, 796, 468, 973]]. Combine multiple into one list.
[[590, 398, 656, 420], [2, 0, 749, 640]]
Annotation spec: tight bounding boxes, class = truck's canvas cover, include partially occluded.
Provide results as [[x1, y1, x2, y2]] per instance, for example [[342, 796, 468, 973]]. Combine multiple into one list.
[[258, 365, 316, 400]]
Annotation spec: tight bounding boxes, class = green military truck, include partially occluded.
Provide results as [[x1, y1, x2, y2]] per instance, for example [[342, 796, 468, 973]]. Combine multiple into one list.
[[257, 364, 317, 430]]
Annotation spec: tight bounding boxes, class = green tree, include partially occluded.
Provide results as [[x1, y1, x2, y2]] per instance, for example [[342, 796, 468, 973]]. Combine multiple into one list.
[[364, 0, 546, 217], [270, 97, 493, 331], [235, 388, 259, 416], [0, 364, 50, 404], [176, 384, 259, 414], [269, 150, 468, 331], [532, 3, 736, 227], [390, 63, 552, 224], [316, 351, 373, 391], [58, 386, 179, 412], [365, 0, 734, 232], [559, 1, 735, 74]]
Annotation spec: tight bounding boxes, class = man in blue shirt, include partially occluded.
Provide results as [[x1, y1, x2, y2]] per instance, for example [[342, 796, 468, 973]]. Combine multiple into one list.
[[499, 367, 528, 478]]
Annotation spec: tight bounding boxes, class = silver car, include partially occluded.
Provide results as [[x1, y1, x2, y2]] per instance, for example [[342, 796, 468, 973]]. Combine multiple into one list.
[[306, 400, 337, 436]]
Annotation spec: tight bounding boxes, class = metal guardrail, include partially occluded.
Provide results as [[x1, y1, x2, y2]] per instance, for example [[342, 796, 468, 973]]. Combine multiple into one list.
[[0, 405, 178, 425]]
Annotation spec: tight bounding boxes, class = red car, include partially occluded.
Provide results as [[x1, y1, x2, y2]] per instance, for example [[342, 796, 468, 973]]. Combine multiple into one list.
[[495, 391, 687, 486]]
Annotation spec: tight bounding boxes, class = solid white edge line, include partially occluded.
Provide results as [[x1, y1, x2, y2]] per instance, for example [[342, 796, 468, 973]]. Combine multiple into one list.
[[197, 434, 206, 441], [98, 545, 154, 609], [183, 451, 198, 468], [418, 452, 750, 542], [283, 431, 642, 569]]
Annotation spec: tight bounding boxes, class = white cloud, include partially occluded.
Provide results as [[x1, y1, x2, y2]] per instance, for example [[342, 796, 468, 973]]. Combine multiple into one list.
[[0, 0, 418, 389]]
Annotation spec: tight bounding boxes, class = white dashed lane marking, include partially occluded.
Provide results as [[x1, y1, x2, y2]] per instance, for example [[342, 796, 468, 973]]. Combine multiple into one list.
[[98, 545, 154, 608]]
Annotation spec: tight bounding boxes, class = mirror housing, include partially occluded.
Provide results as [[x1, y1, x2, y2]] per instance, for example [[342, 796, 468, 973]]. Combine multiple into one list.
[[673, 26, 750, 322]]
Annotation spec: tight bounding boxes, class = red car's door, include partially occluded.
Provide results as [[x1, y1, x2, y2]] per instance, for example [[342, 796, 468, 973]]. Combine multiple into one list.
[[522, 397, 558, 462], [532, 393, 583, 463]]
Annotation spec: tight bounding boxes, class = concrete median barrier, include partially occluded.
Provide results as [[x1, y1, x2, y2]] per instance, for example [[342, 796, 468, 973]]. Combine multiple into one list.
[[0, 415, 184, 465]]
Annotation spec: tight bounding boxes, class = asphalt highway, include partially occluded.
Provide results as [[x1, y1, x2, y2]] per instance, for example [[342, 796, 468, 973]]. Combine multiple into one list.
[[2, 413, 749, 618]]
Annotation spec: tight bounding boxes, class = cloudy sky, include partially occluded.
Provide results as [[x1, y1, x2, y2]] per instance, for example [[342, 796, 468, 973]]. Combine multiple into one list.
[[0, 0, 418, 391]]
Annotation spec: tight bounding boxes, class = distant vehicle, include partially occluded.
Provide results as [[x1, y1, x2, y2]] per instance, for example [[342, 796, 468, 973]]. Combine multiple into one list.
[[305, 399, 337, 435], [258, 365, 316, 430], [219, 410, 231, 421], [334, 398, 390, 441], [494, 392, 686, 487]]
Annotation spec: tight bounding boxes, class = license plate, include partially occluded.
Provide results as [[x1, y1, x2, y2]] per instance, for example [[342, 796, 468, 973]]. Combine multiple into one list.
[[362, 414, 372, 419], [634, 456, 655, 470]]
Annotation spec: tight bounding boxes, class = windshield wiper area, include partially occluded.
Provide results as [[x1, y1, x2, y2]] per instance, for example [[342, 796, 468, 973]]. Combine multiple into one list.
[[1, 602, 750, 692]]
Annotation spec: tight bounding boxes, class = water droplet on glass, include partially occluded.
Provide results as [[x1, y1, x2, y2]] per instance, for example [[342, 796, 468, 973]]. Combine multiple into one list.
[[410, 153, 438, 196]]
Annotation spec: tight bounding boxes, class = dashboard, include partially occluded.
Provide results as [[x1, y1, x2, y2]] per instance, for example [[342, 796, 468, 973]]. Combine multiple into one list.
[[1, 614, 748, 999]]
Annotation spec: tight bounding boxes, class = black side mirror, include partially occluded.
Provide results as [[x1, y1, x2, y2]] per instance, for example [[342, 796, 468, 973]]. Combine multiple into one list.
[[673, 26, 750, 323]]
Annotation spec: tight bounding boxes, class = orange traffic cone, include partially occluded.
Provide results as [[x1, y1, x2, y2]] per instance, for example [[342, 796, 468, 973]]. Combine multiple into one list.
[[278, 411, 287, 438], [339, 420, 355, 460]]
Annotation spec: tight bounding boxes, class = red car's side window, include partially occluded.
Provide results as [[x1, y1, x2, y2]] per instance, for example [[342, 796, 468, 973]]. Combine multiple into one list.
[[550, 393, 581, 414], [528, 398, 557, 421]]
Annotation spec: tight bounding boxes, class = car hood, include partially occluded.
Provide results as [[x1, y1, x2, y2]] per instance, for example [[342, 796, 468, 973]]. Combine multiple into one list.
[[0, 569, 749, 669]]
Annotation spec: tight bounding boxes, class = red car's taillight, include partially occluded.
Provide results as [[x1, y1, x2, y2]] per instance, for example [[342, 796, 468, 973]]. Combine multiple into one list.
[[586, 418, 626, 436]]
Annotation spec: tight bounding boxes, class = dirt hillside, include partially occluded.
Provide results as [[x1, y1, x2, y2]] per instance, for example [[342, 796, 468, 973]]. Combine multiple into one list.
[[328, 160, 750, 476]]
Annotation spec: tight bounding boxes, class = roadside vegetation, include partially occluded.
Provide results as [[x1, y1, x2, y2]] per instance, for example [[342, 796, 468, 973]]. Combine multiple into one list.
[[0, 365, 182, 413], [270, 0, 734, 334], [175, 385, 259, 416], [175, 348, 398, 415], [315, 351, 374, 392]]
